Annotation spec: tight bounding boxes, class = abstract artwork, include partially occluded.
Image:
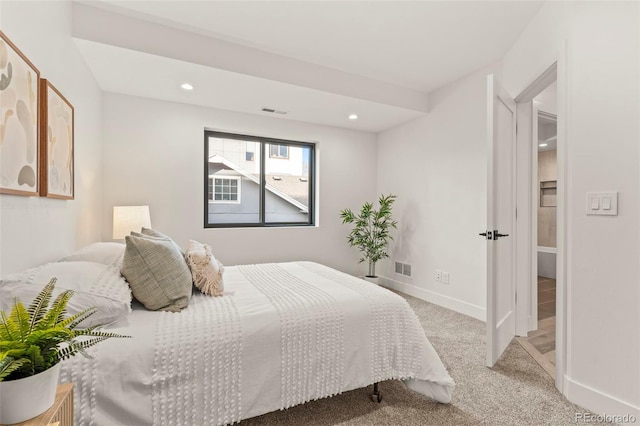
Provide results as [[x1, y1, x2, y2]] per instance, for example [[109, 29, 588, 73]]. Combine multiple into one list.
[[40, 79, 74, 199], [0, 31, 40, 196]]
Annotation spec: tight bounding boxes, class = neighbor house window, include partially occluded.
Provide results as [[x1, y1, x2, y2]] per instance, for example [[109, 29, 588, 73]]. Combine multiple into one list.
[[209, 176, 241, 203], [204, 130, 315, 228], [269, 144, 289, 159]]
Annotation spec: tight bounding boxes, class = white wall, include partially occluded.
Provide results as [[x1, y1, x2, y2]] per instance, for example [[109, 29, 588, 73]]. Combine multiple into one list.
[[376, 65, 496, 321], [503, 1, 639, 418], [0, 1, 103, 276], [101, 93, 377, 275]]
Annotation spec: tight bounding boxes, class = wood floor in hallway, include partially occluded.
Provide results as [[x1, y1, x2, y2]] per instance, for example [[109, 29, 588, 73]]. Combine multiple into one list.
[[516, 276, 556, 378]]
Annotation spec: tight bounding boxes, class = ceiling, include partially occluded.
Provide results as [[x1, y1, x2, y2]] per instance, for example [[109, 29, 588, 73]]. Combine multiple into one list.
[[535, 81, 557, 152], [74, 0, 544, 132], [534, 81, 557, 116]]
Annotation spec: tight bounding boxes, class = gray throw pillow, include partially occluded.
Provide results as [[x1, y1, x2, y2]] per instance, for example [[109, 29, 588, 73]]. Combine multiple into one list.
[[141, 227, 170, 239], [140, 227, 184, 255], [121, 233, 192, 312]]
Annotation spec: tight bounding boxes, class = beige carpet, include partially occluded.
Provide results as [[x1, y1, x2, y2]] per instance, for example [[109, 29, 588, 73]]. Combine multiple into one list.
[[241, 291, 608, 426]]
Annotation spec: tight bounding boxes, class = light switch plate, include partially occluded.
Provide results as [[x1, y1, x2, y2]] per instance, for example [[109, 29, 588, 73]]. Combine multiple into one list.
[[586, 192, 618, 216]]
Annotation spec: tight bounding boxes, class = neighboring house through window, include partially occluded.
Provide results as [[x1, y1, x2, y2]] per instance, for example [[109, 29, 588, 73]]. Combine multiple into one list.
[[209, 176, 241, 203], [269, 144, 289, 159], [205, 131, 315, 228]]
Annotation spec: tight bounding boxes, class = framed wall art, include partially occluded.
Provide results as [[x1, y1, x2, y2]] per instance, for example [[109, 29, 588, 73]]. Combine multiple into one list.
[[0, 31, 40, 196], [39, 79, 74, 199]]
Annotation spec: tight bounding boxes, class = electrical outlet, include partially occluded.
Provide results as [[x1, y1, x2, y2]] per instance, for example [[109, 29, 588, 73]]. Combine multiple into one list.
[[442, 272, 450, 284], [435, 270, 442, 282]]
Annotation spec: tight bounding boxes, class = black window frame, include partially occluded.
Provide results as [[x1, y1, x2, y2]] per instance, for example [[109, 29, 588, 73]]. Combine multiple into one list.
[[204, 130, 315, 228]]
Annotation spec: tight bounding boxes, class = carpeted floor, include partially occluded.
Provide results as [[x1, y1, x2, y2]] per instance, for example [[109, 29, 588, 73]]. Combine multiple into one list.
[[242, 291, 608, 425]]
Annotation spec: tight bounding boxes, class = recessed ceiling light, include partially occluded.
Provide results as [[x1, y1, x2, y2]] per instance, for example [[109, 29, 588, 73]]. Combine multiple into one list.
[[539, 143, 548, 147], [348, 114, 358, 120], [181, 83, 194, 91]]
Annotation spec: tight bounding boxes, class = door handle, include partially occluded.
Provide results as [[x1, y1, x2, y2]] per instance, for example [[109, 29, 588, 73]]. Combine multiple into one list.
[[493, 231, 509, 240], [479, 231, 493, 240]]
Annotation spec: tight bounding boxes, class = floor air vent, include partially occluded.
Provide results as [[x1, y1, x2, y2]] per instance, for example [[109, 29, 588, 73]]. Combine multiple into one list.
[[395, 262, 412, 277]]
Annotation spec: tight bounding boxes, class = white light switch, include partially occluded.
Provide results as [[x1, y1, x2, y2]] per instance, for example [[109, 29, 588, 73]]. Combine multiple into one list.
[[586, 192, 618, 216]]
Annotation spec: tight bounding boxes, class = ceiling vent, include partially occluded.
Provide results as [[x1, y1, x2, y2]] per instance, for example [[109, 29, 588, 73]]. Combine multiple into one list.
[[262, 107, 288, 115]]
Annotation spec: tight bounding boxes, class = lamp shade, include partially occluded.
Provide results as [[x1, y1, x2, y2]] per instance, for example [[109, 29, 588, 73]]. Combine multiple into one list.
[[113, 206, 151, 239]]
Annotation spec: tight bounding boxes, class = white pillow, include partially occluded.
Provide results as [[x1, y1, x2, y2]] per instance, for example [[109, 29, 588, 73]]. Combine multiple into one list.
[[0, 261, 132, 328], [184, 240, 224, 296], [59, 242, 125, 267]]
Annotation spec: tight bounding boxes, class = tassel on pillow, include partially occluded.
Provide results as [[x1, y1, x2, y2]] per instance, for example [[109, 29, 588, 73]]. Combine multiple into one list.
[[185, 240, 224, 296]]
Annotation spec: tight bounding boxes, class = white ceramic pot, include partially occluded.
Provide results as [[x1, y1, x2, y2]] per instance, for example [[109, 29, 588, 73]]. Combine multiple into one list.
[[0, 362, 61, 424], [362, 276, 381, 285]]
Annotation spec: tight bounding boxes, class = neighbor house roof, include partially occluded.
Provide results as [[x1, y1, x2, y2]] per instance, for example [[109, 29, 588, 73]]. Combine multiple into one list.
[[209, 154, 308, 213], [265, 175, 309, 206]]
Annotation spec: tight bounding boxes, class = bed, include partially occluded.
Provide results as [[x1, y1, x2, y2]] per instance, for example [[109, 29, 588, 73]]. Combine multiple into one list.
[[1, 243, 454, 425]]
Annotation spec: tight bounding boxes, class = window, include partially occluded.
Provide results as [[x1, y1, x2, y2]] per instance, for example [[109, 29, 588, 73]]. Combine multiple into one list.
[[209, 176, 241, 203], [269, 144, 289, 159], [204, 131, 315, 228]]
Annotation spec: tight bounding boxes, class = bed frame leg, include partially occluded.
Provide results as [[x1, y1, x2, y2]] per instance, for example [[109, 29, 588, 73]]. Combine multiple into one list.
[[370, 382, 383, 403]]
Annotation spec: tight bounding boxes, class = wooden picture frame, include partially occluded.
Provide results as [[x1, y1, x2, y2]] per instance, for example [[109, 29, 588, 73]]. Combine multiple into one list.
[[39, 79, 74, 199], [0, 31, 40, 196]]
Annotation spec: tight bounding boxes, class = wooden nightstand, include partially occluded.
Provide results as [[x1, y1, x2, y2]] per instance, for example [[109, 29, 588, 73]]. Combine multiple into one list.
[[10, 383, 73, 426]]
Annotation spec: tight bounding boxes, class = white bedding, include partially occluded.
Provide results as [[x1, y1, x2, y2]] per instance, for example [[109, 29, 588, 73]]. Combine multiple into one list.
[[60, 262, 454, 425]]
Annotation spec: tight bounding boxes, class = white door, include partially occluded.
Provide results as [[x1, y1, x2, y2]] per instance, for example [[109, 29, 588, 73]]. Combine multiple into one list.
[[485, 74, 517, 367]]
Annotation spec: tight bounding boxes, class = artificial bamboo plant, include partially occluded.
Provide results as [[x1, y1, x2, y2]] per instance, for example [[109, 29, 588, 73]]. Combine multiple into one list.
[[340, 194, 398, 278], [0, 278, 130, 381]]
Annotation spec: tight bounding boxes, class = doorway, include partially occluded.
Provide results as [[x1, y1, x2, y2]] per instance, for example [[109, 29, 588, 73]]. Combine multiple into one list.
[[487, 58, 567, 392], [516, 83, 558, 378]]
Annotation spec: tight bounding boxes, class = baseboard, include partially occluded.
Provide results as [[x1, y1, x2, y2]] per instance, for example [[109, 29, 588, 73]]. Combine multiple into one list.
[[379, 276, 486, 321], [564, 375, 640, 423]]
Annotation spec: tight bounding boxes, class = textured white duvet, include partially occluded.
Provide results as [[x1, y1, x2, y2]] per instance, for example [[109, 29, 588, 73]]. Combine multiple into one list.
[[60, 262, 454, 425]]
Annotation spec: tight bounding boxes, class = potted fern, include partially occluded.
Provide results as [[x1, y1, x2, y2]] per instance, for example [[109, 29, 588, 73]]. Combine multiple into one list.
[[0, 278, 130, 424], [340, 194, 398, 281]]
